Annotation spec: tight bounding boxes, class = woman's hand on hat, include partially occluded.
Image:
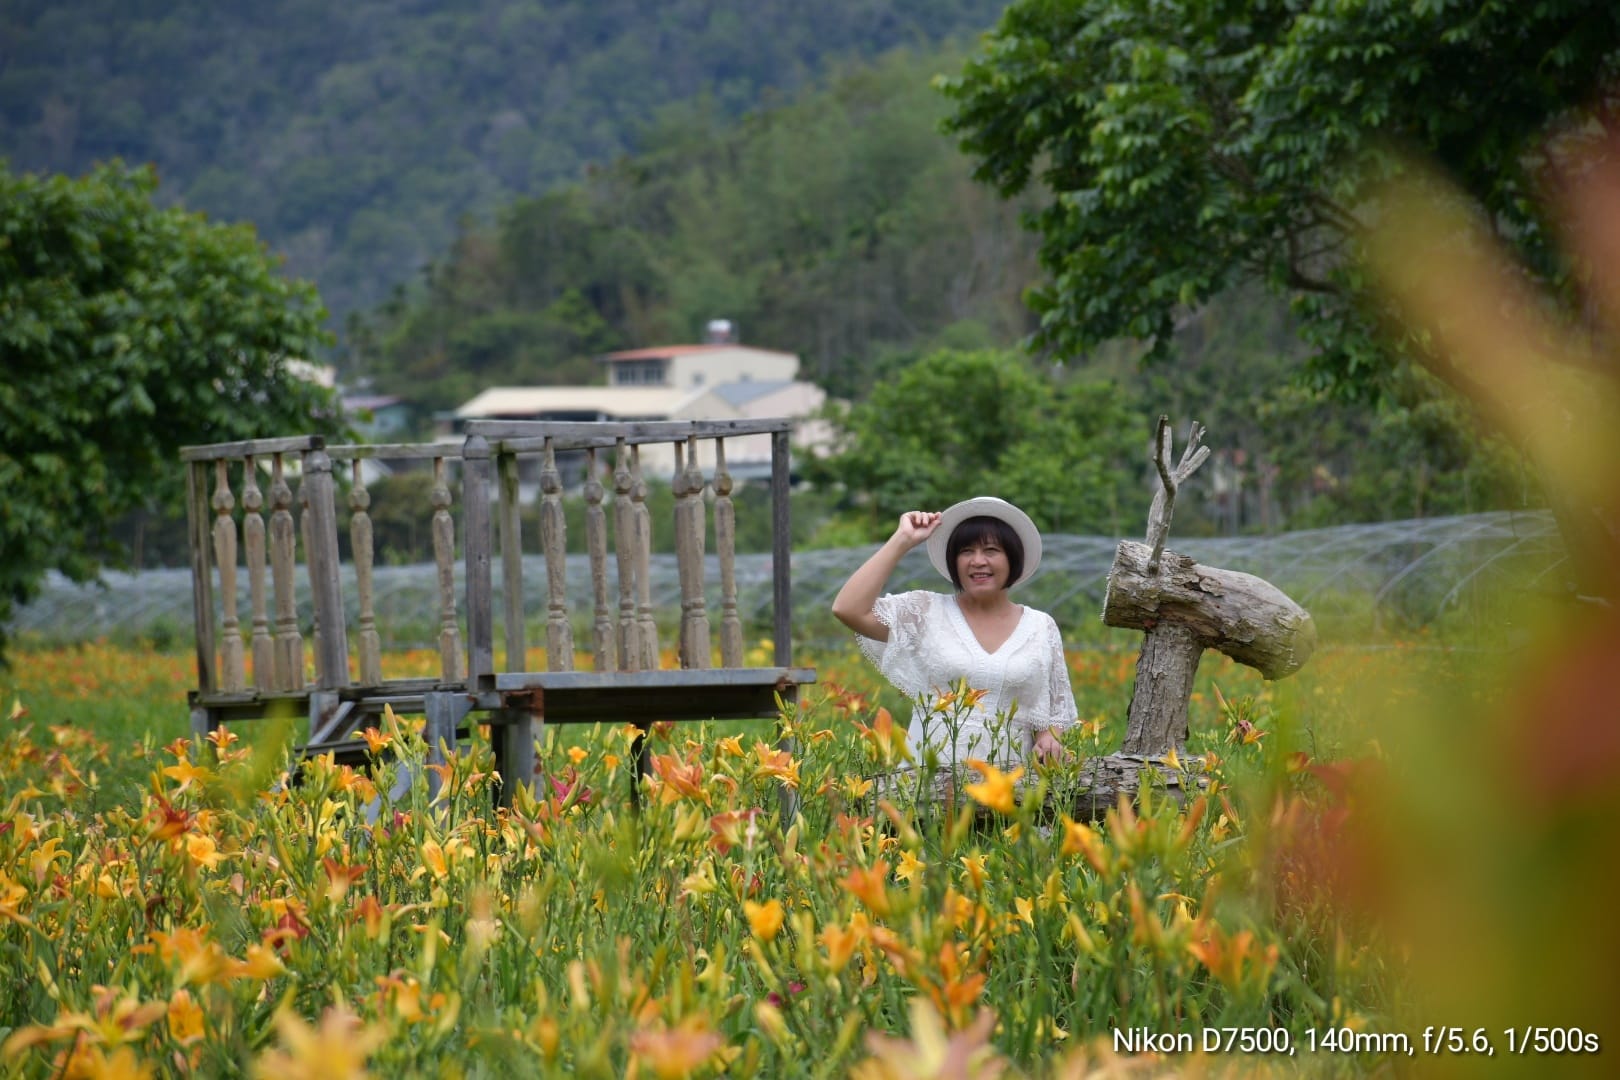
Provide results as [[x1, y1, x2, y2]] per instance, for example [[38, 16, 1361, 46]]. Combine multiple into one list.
[[893, 510, 942, 548]]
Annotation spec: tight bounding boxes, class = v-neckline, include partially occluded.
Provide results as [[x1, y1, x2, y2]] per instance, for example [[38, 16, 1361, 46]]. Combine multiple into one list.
[[948, 595, 1028, 657]]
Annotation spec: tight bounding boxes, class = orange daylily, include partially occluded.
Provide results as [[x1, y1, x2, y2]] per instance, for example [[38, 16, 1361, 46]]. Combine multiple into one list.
[[962, 760, 1022, 815]]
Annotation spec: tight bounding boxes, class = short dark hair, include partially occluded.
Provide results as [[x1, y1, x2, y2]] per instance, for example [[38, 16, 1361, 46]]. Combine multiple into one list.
[[945, 515, 1025, 590]]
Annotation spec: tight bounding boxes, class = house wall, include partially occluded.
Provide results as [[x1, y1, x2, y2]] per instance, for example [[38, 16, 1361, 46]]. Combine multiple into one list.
[[666, 347, 798, 389]]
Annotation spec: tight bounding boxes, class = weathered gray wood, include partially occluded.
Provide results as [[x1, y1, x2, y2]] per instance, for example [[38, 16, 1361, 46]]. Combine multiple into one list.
[[539, 437, 574, 671], [431, 456, 464, 682], [632, 445, 659, 667], [584, 447, 616, 671], [298, 473, 322, 684], [181, 435, 323, 462], [212, 460, 246, 691], [268, 454, 304, 691], [242, 456, 273, 689], [771, 429, 792, 667], [302, 448, 351, 691], [674, 439, 711, 669], [497, 451, 525, 672], [467, 417, 793, 447], [1118, 621, 1202, 755], [423, 692, 472, 803], [492, 707, 538, 809], [327, 443, 465, 461], [1145, 416, 1209, 574], [771, 429, 797, 822], [186, 461, 217, 694], [348, 460, 383, 685], [1103, 540, 1317, 680], [613, 439, 641, 672], [713, 439, 743, 667], [462, 434, 495, 686]]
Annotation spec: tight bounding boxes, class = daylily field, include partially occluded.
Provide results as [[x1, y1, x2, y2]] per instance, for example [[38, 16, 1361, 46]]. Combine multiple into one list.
[[0, 633, 1614, 1079]]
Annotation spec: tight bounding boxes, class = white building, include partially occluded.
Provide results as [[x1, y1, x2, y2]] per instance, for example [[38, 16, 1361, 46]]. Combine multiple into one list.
[[451, 338, 831, 481]]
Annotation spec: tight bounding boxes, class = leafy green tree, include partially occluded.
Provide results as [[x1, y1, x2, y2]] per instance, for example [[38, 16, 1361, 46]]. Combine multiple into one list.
[[811, 349, 1139, 535], [938, 0, 1620, 395], [0, 161, 338, 658]]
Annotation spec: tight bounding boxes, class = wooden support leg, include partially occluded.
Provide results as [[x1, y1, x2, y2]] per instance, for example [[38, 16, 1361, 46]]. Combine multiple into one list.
[[190, 706, 214, 741], [492, 707, 539, 810], [630, 730, 649, 814], [424, 692, 472, 803]]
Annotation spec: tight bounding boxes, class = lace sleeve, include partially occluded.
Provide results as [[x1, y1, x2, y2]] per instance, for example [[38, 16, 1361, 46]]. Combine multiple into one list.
[[855, 590, 935, 697], [1023, 614, 1079, 734]]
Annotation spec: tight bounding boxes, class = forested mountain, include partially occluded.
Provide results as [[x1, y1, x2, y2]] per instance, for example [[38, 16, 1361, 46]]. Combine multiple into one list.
[[0, 0, 1005, 319], [347, 47, 1044, 409]]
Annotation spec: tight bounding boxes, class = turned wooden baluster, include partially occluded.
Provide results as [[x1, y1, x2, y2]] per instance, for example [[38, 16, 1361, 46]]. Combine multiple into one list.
[[268, 453, 304, 690], [241, 456, 273, 690], [676, 434, 711, 669], [539, 437, 574, 671], [431, 456, 464, 681], [299, 472, 323, 685], [613, 438, 641, 672], [211, 460, 246, 691], [584, 446, 616, 671], [631, 445, 659, 667], [349, 460, 383, 685], [712, 439, 743, 667]]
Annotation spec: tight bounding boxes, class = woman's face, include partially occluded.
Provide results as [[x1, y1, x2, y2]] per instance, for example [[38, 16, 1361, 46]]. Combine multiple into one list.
[[955, 538, 1011, 596]]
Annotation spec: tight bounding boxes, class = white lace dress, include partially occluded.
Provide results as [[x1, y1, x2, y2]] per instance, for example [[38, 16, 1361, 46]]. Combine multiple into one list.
[[855, 590, 1079, 767]]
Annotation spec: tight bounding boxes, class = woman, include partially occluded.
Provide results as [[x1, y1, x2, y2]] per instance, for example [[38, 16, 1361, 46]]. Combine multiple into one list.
[[831, 496, 1077, 768]]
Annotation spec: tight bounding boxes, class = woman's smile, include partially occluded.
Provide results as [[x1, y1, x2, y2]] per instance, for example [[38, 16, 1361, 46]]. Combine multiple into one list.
[[956, 543, 1009, 592]]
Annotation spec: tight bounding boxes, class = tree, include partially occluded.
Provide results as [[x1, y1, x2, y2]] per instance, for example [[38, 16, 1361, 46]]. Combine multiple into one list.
[[938, 0, 1620, 395], [0, 161, 338, 658], [810, 348, 1140, 535]]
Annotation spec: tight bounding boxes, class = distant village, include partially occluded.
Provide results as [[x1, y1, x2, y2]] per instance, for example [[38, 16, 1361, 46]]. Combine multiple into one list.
[[335, 320, 835, 488]]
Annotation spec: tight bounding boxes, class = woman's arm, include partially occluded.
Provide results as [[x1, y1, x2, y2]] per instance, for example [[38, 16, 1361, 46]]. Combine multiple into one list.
[[831, 511, 941, 640]]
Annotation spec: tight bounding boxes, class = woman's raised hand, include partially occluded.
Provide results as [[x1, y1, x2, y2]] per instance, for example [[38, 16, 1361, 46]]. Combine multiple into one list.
[[893, 510, 942, 548]]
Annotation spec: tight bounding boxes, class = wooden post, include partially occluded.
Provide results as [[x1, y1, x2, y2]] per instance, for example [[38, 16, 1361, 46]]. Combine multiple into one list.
[[431, 455, 464, 682], [713, 438, 743, 667], [677, 435, 711, 668], [771, 428, 798, 823], [584, 446, 616, 671], [462, 434, 494, 687], [212, 459, 246, 691], [539, 437, 574, 671], [242, 456, 273, 690], [632, 445, 658, 668], [186, 460, 217, 695], [498, 449, 525, 673], [299, 472, 322, 686], [349, 460, 383, 685], [268, 453, 304, 691], [301, 448, 350, 691], [613, 438, 641, 672], [770, 429, 792, 668]]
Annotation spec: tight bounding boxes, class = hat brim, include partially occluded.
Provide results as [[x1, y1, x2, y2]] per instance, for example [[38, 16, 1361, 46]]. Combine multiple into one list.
[[926, 497, 1043, 590]]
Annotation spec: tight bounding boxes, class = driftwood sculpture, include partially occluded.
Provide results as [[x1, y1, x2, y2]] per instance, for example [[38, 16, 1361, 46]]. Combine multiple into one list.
[[1077, 417, 1317, 816]]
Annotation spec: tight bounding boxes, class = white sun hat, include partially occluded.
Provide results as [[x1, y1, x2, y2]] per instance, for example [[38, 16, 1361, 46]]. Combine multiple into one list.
[[925, 496, 1043, 589]]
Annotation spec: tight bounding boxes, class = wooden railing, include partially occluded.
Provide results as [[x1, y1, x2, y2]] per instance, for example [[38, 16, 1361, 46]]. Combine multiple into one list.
[[182, 419, 808, 800], [458, 418, 795, 686]]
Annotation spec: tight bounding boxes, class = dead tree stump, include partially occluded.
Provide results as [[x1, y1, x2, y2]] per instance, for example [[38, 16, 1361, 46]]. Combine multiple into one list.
[[1076, 417, 1316, 817]]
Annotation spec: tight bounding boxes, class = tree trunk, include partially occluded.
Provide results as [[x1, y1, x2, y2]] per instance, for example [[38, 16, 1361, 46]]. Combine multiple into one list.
[[1120, 622, 1202, 755]]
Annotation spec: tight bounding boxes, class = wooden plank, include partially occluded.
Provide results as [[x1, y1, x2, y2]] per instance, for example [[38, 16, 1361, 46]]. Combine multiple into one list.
[[497, 451, 525, 673], [771, 429, 792, 667], [470, 417, 795, 448], [492, 668, 816, 692], [462, 434, 495, 685], [181, 435, 323, 462], [302, 448, 351, 691], [327, 443, 464, 461], [186, 460, 218, 694]]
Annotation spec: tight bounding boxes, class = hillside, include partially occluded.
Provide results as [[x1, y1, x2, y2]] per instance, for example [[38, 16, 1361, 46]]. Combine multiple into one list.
[[0, 0, 1004, 319]]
